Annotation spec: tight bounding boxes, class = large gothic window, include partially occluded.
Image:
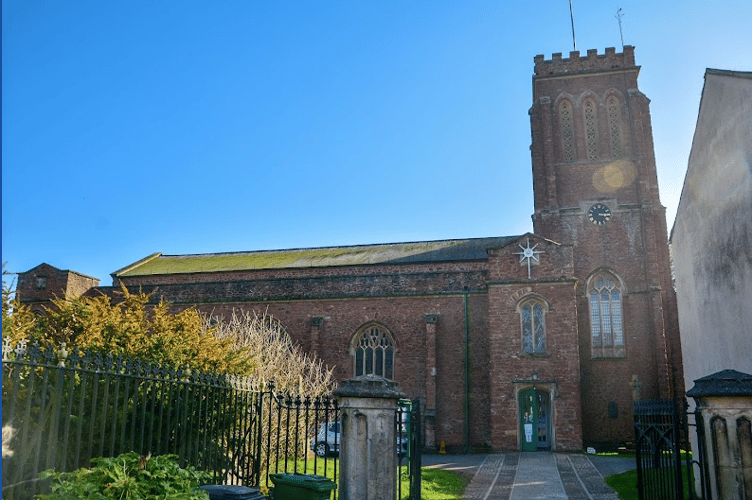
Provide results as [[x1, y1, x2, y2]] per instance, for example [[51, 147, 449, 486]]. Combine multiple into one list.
[[584, 98, 598, 160], [352, 323, 394, 379], [519, 297, 547, 354], [559, 100, 575, 162], [607, 96, 622, 158], [588, 271, 625, 357]]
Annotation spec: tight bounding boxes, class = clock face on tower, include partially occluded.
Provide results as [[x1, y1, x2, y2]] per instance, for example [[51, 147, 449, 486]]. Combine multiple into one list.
[[587, 203, 612, 225]]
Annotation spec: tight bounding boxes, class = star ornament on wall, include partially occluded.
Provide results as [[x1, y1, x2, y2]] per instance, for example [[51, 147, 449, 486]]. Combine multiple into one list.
[[514, 238, 544, 279]]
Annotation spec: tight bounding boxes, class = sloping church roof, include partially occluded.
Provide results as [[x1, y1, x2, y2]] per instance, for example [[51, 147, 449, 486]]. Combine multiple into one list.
[[114, 236, 521, 277]]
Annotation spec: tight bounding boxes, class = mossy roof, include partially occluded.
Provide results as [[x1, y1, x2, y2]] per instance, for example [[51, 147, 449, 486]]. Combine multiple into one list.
[[114, 236, 520, 277]]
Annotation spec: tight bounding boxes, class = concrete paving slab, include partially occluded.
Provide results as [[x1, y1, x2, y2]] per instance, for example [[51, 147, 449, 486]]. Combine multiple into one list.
[[461, 454, 505, 500], [557, 454, 620, 500], [511, 453, 567, 499], [422, 452, 626, 500]]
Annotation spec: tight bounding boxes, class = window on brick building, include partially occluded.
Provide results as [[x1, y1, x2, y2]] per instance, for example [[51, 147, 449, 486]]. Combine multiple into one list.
[[352, 323, 394, 379], [559, 100, 575, 162], [519, 297, 547, 354], [607, 96, 623, 158], [588, 271, 625, 357], [584, 98, 598, 160]]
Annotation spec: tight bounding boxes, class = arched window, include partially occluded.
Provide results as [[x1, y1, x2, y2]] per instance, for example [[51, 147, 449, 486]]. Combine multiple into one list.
[[519, 297, 547, 354], [559, 100, 575, 162], [607, 96, 622, 158], [588, 271, 625, 357], [584, 98, 598, 160], [352, 323, 394, 379]]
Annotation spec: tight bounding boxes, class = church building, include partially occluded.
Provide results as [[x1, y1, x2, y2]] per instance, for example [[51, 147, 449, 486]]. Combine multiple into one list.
[[18, 46, 683, 452]]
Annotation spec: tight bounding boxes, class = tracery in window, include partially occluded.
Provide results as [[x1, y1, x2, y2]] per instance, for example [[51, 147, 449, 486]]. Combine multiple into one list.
[[519, 298, 547, 354], [607, 97, 622, 158], [560, 101, 575, 162], [352, 324, 394, 379], [589, 271, 625, 357], [584, 98, 598, 160]]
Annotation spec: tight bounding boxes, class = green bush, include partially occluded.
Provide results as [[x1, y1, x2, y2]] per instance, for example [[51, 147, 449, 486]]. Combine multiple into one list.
[[36, 453, 211, 500]]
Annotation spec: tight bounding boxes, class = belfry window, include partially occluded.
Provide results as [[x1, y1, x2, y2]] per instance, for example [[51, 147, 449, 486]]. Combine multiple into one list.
[[607, 97, 622, 158], [584, 98, 598, 160], [560, 100, 575, 162], [352, 324, 394, 379], [520, 298, 547, 354], [589, 272, 625, 357]]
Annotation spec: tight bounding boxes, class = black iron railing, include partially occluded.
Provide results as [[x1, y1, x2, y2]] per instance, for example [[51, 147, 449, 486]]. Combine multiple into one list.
[[2, 337, 422, 499], [634, 398, 701, 500], [2, 338, 262, 499], [258, 384, 340, 494]]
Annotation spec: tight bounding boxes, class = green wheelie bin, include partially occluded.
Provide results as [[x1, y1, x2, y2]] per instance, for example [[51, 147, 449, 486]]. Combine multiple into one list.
[[269, 473, 336, 500]]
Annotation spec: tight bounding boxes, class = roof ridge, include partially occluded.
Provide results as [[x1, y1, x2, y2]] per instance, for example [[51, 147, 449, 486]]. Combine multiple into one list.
[[114, 235, 524, 277], [111, 252, 163, 276], [706, 68, 752, 79], [155, 235, 517, 258]]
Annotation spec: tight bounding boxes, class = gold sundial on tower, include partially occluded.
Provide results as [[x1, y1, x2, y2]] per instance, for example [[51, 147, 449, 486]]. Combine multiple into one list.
[[514, 238, 544, 279]]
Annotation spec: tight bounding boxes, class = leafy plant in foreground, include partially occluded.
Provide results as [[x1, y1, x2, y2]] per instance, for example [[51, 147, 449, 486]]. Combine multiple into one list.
[[36, 452, 211, 500]]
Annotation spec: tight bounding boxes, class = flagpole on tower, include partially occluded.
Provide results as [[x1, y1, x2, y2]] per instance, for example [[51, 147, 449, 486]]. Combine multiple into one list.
[[569, 0, 577, 51], [615, 7, 625, 49]]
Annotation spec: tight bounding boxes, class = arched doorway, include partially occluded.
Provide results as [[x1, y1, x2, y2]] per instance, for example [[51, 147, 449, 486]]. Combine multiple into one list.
[[519, 388, 551, 451]]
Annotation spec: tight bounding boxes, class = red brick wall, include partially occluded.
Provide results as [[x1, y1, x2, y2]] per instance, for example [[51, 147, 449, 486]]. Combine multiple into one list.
[[17, 263, 99, 311], [486, 236, 582, 451], [530, 46, 682, 448], [110, 235, 586, 451], [187, 291, 490, 451]]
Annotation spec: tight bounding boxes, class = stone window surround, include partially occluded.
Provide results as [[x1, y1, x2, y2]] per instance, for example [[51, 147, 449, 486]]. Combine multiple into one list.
[[587, 269, 627, 358], [517, 295, 549, 356], [350, 322, 396, 380]]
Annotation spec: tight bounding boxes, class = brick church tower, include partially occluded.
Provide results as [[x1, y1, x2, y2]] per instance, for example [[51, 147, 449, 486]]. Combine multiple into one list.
[[529, 46, 683, 446]]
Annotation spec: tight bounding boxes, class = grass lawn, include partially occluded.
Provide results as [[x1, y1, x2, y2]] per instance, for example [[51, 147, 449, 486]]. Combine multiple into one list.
[[605, 466, 699, 500], [266, 458, 469, 500], [605, 469, 640, 500], [400, 466, 470, 500]]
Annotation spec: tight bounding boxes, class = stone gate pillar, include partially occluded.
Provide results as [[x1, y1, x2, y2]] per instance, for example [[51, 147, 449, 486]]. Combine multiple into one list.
[[333, 374, 405, 500], [687, 369, 752, 500]]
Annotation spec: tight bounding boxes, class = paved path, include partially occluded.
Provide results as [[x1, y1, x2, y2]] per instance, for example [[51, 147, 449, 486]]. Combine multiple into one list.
[[425, 452, 624, 500]]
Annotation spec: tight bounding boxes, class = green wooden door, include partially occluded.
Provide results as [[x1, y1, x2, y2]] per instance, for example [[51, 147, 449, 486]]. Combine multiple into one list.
[[520, 389, 551, 451], [519, 389, 538, 452], [536, 390, 550, 448]]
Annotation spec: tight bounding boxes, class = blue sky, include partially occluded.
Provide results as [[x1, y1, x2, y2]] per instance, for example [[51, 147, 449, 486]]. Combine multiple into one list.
[[3, 1, 751, 285]]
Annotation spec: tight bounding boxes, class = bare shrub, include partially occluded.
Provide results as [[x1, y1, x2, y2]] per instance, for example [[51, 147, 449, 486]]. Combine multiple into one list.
[[211, 310, 335, 396], [211, 310, 338, 474]]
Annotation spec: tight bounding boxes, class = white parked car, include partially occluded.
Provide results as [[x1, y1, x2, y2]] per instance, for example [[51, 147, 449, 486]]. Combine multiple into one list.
[[310, 421, 408, 457], [310, 421, 341, 457]]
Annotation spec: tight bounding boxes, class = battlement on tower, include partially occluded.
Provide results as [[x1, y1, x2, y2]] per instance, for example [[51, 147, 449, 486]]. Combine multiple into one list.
[[534, 45, 636, 76]]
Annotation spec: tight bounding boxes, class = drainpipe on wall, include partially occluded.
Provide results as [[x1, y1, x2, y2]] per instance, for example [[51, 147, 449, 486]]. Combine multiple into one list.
[[464, 286, 470, 454]]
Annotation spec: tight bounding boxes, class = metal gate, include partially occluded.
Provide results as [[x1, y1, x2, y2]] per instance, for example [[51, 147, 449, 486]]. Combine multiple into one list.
[[634, 398, 702, 500], [398, 398, 422, 500]]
